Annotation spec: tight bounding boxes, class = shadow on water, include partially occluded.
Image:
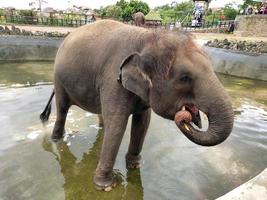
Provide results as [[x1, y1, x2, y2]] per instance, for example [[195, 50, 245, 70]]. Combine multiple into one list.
[[42, 129, 144, 200], [217, 73, 267, 107], [0, 62, 267, 200]]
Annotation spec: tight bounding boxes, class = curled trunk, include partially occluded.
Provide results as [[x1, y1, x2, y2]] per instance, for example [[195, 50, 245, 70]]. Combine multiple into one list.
[[178, 92, 234, 146]]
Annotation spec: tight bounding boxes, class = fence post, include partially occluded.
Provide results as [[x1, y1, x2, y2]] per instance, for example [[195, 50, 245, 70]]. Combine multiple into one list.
[[212, 13, 215, 25]]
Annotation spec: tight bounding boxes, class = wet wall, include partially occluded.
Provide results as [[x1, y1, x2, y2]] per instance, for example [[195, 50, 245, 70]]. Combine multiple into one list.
[[204, 47, 267, 82], [0, 36, 61, 61], [0, 36, 266, 81]]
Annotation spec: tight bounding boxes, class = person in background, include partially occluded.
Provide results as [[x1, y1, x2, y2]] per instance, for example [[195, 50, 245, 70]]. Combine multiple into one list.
[[246, 5, 253, 15]]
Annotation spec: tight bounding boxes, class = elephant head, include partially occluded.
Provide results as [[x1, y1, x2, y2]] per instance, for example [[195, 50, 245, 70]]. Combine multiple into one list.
[[120, 31, 234, 146]]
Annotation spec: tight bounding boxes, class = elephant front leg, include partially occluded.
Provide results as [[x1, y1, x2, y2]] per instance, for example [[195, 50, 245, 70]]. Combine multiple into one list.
[[93, 111, 129, 191], [126, 108, 151, 169]]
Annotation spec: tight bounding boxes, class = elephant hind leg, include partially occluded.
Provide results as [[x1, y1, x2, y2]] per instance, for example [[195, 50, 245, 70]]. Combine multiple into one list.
[[126, 108, 151, 168], [52, 82, 71, 141]]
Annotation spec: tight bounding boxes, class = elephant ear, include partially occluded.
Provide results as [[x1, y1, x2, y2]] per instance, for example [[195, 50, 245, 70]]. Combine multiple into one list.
[[119, 52, 152, 102]]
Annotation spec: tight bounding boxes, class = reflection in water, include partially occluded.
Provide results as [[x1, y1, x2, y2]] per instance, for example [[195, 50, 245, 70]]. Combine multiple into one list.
[[42, 130, 144, 200], [0, 62, 267, 200], [0, 62, 53, 88], [217, 73, 267, 107]]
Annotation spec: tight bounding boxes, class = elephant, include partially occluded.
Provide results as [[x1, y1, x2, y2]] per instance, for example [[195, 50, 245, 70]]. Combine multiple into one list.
[[40, 20, 234, 191], [132, 12, 145, 27]]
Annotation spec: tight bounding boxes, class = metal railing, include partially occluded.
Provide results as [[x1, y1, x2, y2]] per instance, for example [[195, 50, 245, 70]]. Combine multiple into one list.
[[152, 20, 235, 32], [0, 15, 234, 33], [181, 20, 234, 30]]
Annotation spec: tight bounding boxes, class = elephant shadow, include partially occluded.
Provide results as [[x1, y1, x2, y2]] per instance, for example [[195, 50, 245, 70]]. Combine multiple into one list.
[[42, 130, 144, 200]]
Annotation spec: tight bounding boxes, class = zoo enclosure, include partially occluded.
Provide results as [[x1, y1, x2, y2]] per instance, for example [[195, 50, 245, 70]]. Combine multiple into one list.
[[0, 14, 234, 32]]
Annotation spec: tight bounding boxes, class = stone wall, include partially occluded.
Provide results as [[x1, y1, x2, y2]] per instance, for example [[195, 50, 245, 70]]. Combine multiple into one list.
[[0, 36, 266, 81], [203, 46, 267, 81], [234, 15, 267, 37], [0, 36, 61, 61]]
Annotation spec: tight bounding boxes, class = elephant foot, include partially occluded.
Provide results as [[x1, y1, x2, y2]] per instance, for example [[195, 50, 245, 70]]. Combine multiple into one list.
[[51, 128, 65, 141], [93, 172, 116, 192], [98, 115, 104, 127], [126, 153, 142, 169]]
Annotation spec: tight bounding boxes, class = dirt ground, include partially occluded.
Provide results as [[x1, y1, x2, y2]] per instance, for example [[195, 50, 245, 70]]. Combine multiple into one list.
[[5, 24, 267, 42], [6, 24, 76, 34]]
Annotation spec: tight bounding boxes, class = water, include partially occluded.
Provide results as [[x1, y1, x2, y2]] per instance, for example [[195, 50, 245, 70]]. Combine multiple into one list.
[[0, 62, 266, 200]]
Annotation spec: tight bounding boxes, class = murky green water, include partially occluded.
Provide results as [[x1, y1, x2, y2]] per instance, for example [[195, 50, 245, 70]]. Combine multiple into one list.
[[0, 62, 266, 200]]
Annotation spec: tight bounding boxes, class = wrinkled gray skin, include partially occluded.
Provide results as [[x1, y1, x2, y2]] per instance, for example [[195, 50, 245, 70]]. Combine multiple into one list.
[[48, 20, 234, 191], [132, 12, 145, 27]]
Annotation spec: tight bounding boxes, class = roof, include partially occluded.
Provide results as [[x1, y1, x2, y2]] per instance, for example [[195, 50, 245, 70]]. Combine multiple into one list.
[[42, 7, 57, 13], [145, 11, 162, 21]]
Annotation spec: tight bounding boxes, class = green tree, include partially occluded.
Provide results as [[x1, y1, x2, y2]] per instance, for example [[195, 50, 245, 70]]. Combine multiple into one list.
[[240, 0, 261, 10], [106, 5, 123, 20], [121, 0, 150, 21], [116, 0, 128, 10], [173, 1, 194, 20], [18, 9, 35, 16], [155, 1, 194, 24], [222, 3, 238, 20], [98, 0, 150, 21], [0, 8, 6, 16]]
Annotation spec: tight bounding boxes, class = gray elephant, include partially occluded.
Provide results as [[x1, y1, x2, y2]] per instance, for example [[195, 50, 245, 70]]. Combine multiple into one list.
[[40, 20, 234, 191], [132, 12, 145, 26]]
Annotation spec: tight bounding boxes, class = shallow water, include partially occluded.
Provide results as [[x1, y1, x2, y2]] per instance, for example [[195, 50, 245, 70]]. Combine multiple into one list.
[[0, 62, 266, 200]]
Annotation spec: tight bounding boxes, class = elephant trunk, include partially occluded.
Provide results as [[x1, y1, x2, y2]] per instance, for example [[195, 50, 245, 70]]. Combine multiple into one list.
[[177, 82, 234, 146]]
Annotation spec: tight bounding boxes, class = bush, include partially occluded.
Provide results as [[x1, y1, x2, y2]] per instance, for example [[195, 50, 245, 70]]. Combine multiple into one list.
[[18, 9, 35, 17], [222, 4, 238, 20]]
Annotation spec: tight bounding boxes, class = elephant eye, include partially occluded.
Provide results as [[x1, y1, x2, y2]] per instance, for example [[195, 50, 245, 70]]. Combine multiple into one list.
[[179, 74, 192, 84]]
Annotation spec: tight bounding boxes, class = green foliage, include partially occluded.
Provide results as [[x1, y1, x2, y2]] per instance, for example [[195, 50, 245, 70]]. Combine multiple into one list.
[[18, 10, 35, 16], [240, 0, 261, 10], [62, 14, 85, 20], [99, 0, 150, 21], [155, 1, 194, 24], [222, 4, 238, 20], [116, 0, 128, 10], [106, 5, 123, 20], [205, 13, 221, 23], [122, 0, 150, 21], [0, 9, 6, 16]]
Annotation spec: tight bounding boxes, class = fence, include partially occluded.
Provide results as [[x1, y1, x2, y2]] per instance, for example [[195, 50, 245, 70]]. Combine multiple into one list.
[[180, 20, 234, 31], [0, 14, 234, 33], [149, 20, 235, 33]]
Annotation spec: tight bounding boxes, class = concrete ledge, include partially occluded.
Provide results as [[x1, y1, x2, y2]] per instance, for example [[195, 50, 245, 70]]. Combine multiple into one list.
[[217, 168, 267, 200], [0, 36, 62, 61], [203, 46, 267, 81], [0, 36, 267, 81]]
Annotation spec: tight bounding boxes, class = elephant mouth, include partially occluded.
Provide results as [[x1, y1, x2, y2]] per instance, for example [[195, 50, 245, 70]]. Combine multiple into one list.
[[175, 104, 202, 130]]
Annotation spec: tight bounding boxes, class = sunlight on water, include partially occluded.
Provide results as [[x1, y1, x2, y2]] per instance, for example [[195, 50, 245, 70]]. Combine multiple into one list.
[[0, 62, 266, 200]]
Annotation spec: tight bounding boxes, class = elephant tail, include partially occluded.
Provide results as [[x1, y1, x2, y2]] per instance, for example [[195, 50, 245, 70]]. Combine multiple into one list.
[[40, 89, 55, 123]]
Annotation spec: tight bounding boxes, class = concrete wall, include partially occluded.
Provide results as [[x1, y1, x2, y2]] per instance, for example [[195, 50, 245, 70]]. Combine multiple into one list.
[[204, 47, 267, 81], [0, 36, 266, 81], [235, 15, 267, 37], [217, 168, 267, 200], [0, 36, 61, 61]]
